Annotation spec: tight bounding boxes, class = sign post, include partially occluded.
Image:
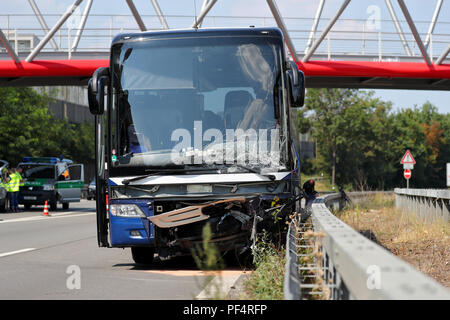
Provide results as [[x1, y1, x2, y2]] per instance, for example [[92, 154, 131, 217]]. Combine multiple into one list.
[[404, 169, 412, 189], [400, 150, 415, 189]]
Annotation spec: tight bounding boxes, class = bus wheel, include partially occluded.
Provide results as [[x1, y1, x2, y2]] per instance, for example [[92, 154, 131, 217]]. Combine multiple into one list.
[[131, 247, 155, 265], [62, 203, 69, 210], [24, 204, 32, 210]]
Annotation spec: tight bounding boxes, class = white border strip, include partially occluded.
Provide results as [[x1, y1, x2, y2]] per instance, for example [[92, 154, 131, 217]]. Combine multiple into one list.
[[0, 248, 36, 258], [0, 211, 95, 224]]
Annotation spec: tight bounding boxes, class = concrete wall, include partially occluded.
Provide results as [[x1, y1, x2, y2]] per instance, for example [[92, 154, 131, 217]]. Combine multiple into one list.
[[33, 86, 93, 125], [48, 99, 94, 124]]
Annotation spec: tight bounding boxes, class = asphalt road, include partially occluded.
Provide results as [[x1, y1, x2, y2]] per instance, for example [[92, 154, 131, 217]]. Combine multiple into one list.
[[0, 200, 245, 300]]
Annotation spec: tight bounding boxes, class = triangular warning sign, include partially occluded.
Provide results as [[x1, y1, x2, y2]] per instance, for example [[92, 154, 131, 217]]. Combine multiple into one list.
[[400, 150, 416, 164]]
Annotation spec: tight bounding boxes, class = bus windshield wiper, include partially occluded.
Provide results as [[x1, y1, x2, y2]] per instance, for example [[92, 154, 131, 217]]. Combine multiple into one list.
[[232, 164, 276, 181]]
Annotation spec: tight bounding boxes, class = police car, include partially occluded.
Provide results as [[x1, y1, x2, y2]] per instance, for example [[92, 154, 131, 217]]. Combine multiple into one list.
[[18, 157, 84, 210]]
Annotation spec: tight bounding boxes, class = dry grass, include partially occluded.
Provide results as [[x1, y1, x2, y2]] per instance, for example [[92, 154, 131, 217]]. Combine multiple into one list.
[[338, 194, 450, 287]]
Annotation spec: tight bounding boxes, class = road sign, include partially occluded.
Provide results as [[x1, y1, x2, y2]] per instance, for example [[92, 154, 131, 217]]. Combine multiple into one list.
[[447, 163, 450, 187], [404, 169, 411, 180], [403, 163, 414, 170], [400, 149, 416, 164]]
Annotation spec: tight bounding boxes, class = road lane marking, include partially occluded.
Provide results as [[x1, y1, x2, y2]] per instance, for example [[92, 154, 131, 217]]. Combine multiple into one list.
[[0, 212, 95, 224], [0, 248, 36, 258]]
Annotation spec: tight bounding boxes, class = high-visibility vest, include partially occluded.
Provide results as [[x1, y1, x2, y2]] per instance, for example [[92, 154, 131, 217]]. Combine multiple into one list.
[[9, 173, 20, 192], [2, 176, 11, 192], [16, 172, 25, 186]]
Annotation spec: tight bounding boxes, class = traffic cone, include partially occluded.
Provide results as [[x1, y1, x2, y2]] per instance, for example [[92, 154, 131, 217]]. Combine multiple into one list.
[[43, 200, 50, 216]]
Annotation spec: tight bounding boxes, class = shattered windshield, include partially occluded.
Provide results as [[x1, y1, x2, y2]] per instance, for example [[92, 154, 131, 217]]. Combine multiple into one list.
[[112, 35, 286, 170]]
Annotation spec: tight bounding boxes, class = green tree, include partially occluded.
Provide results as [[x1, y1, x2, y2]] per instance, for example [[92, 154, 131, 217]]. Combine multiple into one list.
[[0, 87, 56, 165], [391, 103, 449, 188], [303, 88, 382, 188], [301, 88, 449, 190], [0, 87, 94, 169]]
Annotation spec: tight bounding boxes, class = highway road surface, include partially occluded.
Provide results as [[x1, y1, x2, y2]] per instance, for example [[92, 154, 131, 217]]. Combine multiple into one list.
[[0, 200, 246, 300]]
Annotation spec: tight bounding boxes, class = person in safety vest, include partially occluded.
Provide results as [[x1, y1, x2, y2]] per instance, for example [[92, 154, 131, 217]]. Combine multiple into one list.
[[14, 167, 26, 212]]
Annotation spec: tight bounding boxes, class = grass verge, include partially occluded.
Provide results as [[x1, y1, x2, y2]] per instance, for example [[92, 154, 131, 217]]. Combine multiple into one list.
[[241, 232, 285, 300]]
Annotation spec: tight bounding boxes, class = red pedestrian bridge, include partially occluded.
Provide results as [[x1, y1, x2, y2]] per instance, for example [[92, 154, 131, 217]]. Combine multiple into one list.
[[0, 0, 449, 89]]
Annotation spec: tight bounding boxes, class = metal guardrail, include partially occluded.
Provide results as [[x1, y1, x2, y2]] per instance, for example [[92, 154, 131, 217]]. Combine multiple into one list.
[[395, 188, 450, 221], [284, 192, 450, 300], [283, 220, 301, 300]]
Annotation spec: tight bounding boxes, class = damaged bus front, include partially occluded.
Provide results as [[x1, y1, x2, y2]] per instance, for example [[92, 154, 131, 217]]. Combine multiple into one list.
[[88, 27, 305, 264]]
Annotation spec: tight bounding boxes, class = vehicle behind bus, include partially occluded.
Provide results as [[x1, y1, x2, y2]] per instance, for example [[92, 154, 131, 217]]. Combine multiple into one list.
[[18, 157, 84, 210], [88, 27, 305, 264]]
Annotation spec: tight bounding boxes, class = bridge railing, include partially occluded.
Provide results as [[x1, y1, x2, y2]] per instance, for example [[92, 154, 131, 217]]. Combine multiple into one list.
[[284, 192, 450, 300], [395, 188, 450, 222], [1, 14, 449, 62]]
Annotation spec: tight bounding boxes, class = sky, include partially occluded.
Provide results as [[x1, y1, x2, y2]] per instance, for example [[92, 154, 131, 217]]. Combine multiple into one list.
[[1, 0, 449, 114]]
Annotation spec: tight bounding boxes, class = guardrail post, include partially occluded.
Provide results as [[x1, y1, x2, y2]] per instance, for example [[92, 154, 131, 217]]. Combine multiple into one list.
[[444, 198, 450, 221], [432, 196, 437, 221], [394, 188, 450, 222]]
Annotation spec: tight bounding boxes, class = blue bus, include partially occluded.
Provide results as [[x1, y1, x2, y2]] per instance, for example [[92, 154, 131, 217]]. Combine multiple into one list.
[[88, 27, 305, 264]]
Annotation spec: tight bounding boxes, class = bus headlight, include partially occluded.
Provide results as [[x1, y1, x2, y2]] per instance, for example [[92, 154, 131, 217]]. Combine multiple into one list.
[[43, 184, 54, 191], [110, 204, 145, 218]]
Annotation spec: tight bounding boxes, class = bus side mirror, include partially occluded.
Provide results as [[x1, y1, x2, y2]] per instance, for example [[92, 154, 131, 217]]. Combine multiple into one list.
[[287, 61, 305, 108], [88, 67, 110, 115]]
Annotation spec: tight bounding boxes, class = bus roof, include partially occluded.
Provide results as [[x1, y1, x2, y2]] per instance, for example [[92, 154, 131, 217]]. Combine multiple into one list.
[[111, 27, 283, 46]]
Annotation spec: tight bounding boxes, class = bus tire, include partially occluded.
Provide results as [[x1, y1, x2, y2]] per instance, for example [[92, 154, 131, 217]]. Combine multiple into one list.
[[62, 203, 69, 210], [131, 247, 155, 265]]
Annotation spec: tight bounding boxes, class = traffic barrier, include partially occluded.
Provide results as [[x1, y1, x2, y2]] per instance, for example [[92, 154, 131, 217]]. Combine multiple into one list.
[[395, 188, 450, 222], [43, 200, 50, 216], [284, 191, 450, 300]]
